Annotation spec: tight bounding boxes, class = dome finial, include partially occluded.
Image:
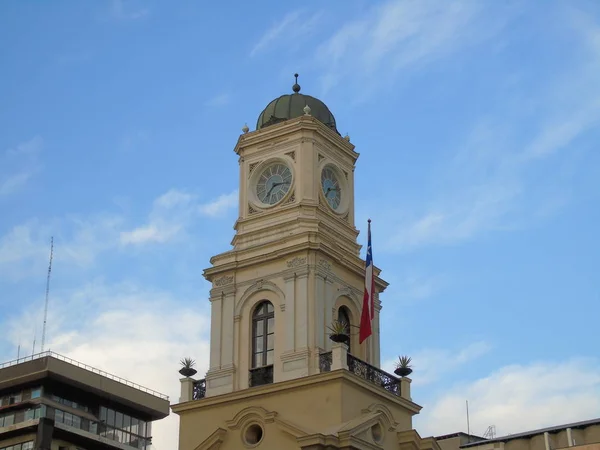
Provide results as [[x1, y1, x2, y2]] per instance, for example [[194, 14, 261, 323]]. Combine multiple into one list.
[[292, 73, 301, 93]]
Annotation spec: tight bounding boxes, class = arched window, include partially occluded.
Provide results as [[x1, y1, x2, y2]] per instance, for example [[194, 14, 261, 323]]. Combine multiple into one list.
[[252, 301, 275, 368], [337, 306, 352, 354]]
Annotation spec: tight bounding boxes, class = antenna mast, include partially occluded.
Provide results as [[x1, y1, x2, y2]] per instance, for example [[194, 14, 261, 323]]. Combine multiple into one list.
[[466, 400, 471, 436], [41, 237, 53, 353]]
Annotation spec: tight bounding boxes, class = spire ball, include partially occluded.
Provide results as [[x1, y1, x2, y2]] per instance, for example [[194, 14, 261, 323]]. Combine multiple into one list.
[[242, 123, 249, 134], [292, 73, 301, 93], [344, 133, 350, 142], [303, 104, 311, 116]]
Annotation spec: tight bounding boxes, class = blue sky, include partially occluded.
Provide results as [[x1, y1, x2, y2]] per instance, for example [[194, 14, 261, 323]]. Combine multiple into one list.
[[1, 1, 600, 449]]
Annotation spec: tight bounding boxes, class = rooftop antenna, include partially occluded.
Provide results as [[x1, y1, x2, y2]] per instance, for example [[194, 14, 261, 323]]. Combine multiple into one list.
[[32, 325, 36, 356], [483, 425, 496, 439], [466, 400, 471, 436], [41, 237, 54, 353]]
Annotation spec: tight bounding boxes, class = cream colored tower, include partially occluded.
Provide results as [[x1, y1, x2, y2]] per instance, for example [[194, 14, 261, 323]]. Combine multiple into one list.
[[173, 79, 439, 450]]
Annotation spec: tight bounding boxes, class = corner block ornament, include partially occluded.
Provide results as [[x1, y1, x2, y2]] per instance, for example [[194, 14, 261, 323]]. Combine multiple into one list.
[[286, 256, 307, 268], [214, 275, 234, 287]]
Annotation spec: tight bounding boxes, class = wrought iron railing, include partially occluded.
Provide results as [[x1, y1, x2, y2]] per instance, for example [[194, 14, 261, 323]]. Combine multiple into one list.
[[192, 379, 206, 400], [319, 352, 332, 372], [249, 365, 273, 387], [347, 354, 401, 396]]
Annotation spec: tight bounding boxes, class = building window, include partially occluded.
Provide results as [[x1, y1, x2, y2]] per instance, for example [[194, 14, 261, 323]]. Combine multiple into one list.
[[0, 442, 35, 450], [337, 306, 352, 354], [252, 301, 275, 368], [30, 388, 42, 399]]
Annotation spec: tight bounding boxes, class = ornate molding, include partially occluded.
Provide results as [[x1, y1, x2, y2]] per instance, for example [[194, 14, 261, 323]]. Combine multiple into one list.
[[226, 406, 277, 430], [318, 153, 325, 162], [285, 191, 296, 204], [248, 203, 258, 215], [286, 256, 307, 268], [214, 275, 234, 287], [236, 279, 286, 316], [285, 150, 296, 161], [318, 259, 332, 272], [248, 161, 261, 176], [192, 427, 227, 450]]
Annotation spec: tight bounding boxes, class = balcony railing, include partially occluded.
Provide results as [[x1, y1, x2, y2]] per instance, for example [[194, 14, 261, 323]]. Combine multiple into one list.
[[249, 365, 273, 387], [319, 352, 332, 372], [0, 351, 168, 400], [346, 354, 401, 396], [192, 379, 206, 400]]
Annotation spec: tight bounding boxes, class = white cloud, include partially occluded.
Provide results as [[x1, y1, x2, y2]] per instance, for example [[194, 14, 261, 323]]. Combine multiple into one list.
[[0, 137, 43, 197], [2, 280, 211, 450], [386, 10, 600, 252], [121, 189, 237, 245], [315, 1, 511, 95], [417, 357, 600, 438], [198, 190, 238, 218], [382, 341, 492, 387], [0, 215, 123, 282], [250, 10, 323, 57]]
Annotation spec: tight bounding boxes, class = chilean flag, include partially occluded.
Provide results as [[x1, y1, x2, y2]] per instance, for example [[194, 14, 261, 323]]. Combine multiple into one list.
[[359, 220, 375, 344]]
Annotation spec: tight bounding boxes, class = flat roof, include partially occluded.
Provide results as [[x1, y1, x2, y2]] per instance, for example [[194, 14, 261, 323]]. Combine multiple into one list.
[[461, 418, 600, 448], [0, 352, 169, 420]]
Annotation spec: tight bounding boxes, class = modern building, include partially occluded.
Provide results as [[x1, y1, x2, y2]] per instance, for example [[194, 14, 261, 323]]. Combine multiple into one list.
[[436, 419, 600, 450], [171, 77, 440, 450], [0, 351, 169, 450]]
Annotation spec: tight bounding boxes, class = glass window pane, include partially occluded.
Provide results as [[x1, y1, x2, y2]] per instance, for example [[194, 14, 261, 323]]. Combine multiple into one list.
[[100, 407, 107, 422], [267, 333, 274, 351], [55, 410, 64, 423], [267, 317, 274, 333], [267, 302, 274, 313], [31, 388, 41, 399], [123, 414, 131, 430], [254, 336, 263, 353], [252, 353, 261, 368], [116, 412, 123, 428], [131, 417, 138, 435], [254, 303, 264, 317], [25, 409, 34, 421], [254, 320, 263, 337], [266, 350, 274, 365], [107, 409, 115, 426]]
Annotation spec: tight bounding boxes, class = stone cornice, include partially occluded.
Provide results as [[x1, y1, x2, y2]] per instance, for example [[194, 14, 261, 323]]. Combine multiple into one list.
[[235, 116, 358, 163], [203, 243, 389, 293], [171, 369, 421, 414]]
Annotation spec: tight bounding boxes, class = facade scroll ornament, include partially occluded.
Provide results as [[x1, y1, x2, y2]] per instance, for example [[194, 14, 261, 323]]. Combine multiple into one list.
[[285, 151, 296, 161], [318, 259, 332, 272], [248, 161, 261, 176], [214, 275, 234, 287], [286, 256, 307, 268]]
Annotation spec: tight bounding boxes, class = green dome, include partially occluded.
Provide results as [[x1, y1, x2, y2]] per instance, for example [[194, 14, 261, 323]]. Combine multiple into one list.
[[256, 75, 339, 134]]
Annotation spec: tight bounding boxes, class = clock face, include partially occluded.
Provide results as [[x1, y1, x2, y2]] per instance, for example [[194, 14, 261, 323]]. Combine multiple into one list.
[[256, 163, 292, 205], [321, 166, 342, 210]]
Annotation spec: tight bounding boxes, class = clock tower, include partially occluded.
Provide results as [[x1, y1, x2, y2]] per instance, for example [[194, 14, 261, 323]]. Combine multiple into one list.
[[172, 76, 440, 450]]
